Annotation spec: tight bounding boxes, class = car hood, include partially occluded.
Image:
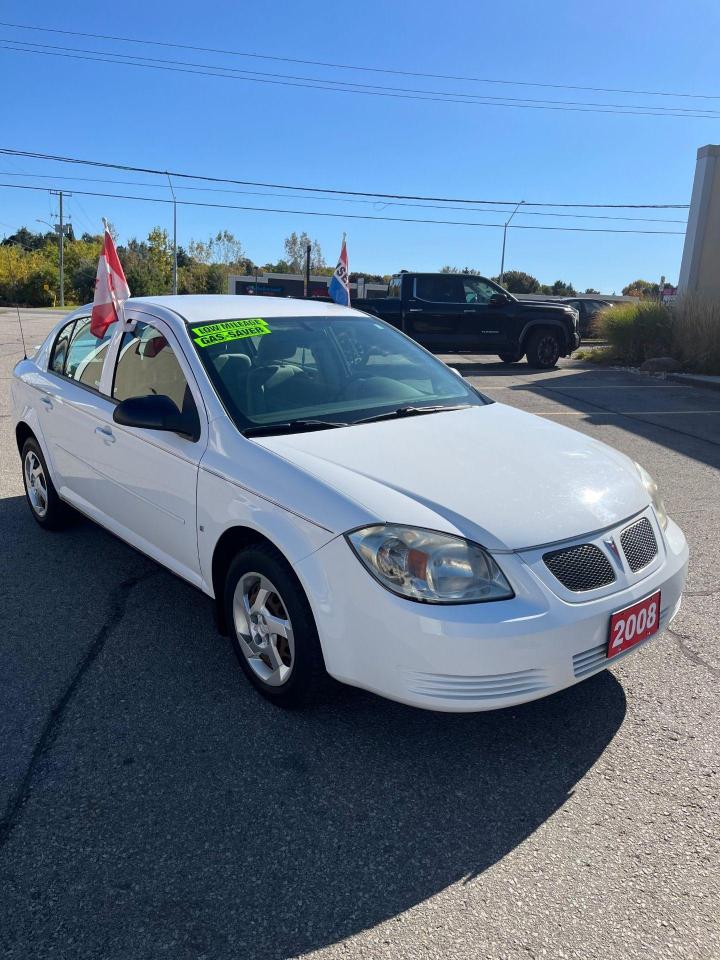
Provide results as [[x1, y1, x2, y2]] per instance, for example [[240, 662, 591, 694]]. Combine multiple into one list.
[[515, 300, 576, 318], [254, 404, 648, 551]]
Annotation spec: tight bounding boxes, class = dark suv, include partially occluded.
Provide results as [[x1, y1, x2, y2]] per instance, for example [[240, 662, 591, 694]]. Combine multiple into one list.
[[354, 272, 580, 369]]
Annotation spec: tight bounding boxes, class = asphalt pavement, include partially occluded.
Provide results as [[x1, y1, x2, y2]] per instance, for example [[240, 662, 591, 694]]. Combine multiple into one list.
[[1, 309, 719, 960]]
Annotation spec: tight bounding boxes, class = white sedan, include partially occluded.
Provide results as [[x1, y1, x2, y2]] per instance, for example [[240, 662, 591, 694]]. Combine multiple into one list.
[[12, 295, 688, 711]]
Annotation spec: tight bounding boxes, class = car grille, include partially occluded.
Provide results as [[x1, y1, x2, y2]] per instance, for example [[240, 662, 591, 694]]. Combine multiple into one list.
[[620, 517, 658, 572], [543, 543, 616, 592]]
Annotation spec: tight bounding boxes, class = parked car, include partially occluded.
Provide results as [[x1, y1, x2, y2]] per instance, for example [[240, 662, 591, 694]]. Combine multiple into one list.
[[13, 295, 687, 712], [558, 297, 614, 338], [353, 271, 580, 368]]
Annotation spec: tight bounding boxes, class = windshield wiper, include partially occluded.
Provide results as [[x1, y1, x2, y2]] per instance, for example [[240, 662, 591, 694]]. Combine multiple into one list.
[[352, 404, 472, 426], [243, 419, 348, 437]]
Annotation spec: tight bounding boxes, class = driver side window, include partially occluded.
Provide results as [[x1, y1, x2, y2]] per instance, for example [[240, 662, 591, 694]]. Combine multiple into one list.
[[462, 279, 498, 305]]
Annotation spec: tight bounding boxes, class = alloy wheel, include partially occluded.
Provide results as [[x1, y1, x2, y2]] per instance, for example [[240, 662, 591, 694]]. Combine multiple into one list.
[[24, 450, 48, 518], [232, 572, 295, 686], [537, 335, 560, 367]]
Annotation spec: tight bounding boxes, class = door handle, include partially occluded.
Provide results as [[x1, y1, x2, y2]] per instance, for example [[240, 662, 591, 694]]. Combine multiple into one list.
[[40, 395, 53, 409], [407, 308, 423, 313], [463, 309, 476, 313], [94, 425, 116, 444]]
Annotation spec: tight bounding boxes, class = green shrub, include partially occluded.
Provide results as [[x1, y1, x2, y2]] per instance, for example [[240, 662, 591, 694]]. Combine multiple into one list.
[[593, 302, 673, 365], [671, 296, 720, 374]]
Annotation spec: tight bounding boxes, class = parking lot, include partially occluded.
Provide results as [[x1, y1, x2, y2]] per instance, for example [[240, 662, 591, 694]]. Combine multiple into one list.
[[1, 307, 719, 960]]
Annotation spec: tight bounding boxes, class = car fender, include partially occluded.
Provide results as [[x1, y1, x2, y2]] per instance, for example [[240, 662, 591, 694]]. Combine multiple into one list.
[[197, 465, 338, 599], [12, 373, 60, 484]]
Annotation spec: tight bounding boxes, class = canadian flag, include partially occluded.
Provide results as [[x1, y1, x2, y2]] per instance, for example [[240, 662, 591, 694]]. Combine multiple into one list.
[[90, 226, 131, 338]]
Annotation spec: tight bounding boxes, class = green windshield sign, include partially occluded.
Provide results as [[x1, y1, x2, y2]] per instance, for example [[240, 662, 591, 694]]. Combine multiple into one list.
[[192, 318, 271, 347]]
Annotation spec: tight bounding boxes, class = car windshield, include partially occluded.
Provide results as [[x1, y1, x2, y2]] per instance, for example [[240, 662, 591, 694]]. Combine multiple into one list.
[[188, 314, 487, 432]]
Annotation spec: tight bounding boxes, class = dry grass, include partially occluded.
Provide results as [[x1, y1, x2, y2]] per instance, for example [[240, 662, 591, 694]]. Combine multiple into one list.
[[671, 296, 720, 374], [584, 297, 720, 374]]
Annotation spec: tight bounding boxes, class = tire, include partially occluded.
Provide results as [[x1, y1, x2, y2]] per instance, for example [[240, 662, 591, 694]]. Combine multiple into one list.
[[498, 351, 523, 364], [223, 543, 328, 707], [21, 437, 71, 530], [526, 329, 562, 369]]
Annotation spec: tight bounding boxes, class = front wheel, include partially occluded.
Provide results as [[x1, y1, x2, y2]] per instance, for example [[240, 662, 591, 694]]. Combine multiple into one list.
[[224, 544, 328, 707], [526, 330, 562, 369]]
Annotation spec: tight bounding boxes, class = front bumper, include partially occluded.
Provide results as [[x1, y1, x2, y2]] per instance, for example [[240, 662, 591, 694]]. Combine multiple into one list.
[[295, 514, 688, 712]]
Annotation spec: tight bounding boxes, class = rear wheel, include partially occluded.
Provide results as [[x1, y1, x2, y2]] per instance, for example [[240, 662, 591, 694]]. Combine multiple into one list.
[[224, 544, 328, 707], [526, 329, 562, 369], [498, 351, 523, 364], [21, 437, 71, 530]]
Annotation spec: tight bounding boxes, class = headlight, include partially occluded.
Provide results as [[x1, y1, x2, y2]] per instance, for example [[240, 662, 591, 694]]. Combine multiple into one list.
[[346, 525, 514, 603], [635, 463, 668, 530]]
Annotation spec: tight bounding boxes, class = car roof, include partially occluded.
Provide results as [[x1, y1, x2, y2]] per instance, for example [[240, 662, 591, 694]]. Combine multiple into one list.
[[128, 294, 360, 325]]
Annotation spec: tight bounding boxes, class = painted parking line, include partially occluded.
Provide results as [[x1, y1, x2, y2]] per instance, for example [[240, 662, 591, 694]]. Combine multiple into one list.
[[533, 409, 720, 416]]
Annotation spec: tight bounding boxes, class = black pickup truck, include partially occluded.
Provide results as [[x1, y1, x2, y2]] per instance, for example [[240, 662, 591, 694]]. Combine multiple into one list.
[[354, 272, 580, 369]]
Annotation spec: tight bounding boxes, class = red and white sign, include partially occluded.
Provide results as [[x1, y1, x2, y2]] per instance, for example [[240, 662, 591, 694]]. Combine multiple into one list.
[[90, 227, 131, 338], [607, 590, 661, 658]]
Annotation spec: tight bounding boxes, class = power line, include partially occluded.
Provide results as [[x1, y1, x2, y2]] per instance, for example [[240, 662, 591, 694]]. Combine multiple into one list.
[[2, 37, 719, 118], [1, 41, 719, 122], [0, 147, 690, 209], [0, 181, 686, 235], [0, 171, 688, 223], [1, 19, 718, 102]]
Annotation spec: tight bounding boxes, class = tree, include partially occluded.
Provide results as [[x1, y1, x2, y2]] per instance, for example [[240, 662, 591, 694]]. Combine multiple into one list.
[[1, 227, 55, 251], [492, 270, 540, 294], [282, 232, 326, 272], [440, 265, 478, 274], [539, 279, 577, 296], [622, 279, 659, 300], [71, 260, 98, 303], [188, 230, 248, 269], [585, 287, 600, 295]]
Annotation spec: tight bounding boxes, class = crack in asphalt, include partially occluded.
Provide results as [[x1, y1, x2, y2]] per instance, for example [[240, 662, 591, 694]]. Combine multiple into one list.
[[0, 568, 157, 852], [684, 586, 720, 598], [667, 628, 720, 680]]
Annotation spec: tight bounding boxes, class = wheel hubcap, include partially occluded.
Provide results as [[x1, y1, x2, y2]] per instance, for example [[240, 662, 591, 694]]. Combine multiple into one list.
[[538, 336, 559, 365], [24, 451, 48, 518], [232, 573, 294, 686]]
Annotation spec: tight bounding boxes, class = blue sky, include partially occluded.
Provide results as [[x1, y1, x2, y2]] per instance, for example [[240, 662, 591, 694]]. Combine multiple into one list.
[[0, 0, 718, 292]]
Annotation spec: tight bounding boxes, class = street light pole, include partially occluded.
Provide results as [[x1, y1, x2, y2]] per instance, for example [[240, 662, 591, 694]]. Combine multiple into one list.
[[167, 173, 177, 295], [499, 200, 525, 286]]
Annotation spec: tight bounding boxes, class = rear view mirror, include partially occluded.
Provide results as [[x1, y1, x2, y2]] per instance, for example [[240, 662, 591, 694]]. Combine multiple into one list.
[[113, 394, 199, 441], [489, 293, 508, 307]]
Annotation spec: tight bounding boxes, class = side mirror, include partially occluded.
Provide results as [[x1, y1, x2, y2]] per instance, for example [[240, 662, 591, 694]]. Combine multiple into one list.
[[489, 293, 508, 307], [113, 394, 199, 441]]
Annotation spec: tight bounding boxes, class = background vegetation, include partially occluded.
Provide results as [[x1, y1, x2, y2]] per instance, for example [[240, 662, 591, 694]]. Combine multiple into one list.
[[0, 226, 384, 306], [588, 298, 720, 374]]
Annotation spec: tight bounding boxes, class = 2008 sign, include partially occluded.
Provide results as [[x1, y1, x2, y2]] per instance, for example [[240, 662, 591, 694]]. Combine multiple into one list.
[[607, 590, 661, 658]]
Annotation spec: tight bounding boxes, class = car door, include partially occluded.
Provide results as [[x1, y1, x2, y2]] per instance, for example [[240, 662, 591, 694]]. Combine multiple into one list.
[[88, 312, 208, 586], [403, 275, 467, 352], [36, 314, 117, 509], [454, 277, 510, 351]]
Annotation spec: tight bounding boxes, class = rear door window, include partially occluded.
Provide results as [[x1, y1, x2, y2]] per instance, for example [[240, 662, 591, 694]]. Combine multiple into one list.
[[63, 317, 113, 390], [415, 275, 465, 303]]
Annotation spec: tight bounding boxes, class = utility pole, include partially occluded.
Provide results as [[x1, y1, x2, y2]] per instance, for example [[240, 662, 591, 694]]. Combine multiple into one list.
[[50, 190, 71, 308], [304, 243, 311, 298], [499, 200, 525, 286], [167, 173, 177, 295]]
